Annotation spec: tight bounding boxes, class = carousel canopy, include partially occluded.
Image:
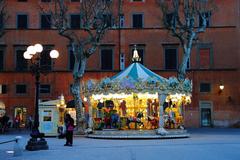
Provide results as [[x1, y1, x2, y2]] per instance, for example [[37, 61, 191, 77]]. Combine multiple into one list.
[[83, 49, 192, 96], [111, 62, 167, 83]]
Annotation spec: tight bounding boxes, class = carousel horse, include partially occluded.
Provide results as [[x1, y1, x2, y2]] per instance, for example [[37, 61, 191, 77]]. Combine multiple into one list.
[[147, 115, 158, 129], [127, 112, 144, 129]]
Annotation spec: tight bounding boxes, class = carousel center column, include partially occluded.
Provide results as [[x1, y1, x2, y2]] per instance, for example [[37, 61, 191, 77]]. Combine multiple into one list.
[[86, 95, 93, 133], [156, 93, 168, 135]]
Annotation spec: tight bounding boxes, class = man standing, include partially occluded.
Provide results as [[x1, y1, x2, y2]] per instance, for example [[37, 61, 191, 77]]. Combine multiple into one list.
[[64, 114, 74, 146]]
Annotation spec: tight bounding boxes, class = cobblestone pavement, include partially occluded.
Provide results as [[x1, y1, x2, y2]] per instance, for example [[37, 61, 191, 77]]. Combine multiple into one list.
[[0, 128, 240, 160]]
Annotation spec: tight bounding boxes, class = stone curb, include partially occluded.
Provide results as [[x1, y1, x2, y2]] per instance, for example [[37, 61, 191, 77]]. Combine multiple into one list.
[[87, 134, 190, 139]]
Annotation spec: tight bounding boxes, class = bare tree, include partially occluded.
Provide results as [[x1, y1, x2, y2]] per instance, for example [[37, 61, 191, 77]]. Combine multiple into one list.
[[42, 0, 115, 133], [0, 0, 7, 38], [157, 0, 216, 81]]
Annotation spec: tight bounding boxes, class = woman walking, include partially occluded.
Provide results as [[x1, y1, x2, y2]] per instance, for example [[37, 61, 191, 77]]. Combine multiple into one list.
[[64, 114, 74, 146]]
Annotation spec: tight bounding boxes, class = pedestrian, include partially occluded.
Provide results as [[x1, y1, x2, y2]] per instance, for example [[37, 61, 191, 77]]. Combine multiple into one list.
[[64, 113, 74, 146], [27, 115, 33, 130], [2, 113, 9, 133], [14, 113, 21, 131]]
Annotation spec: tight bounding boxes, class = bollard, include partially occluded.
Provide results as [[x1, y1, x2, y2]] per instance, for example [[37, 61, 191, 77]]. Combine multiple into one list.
[[13, 136, 23, 157]]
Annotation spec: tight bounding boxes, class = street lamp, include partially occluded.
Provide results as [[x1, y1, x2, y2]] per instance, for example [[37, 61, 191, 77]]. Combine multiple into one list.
[[218, 84, 224, 95], [24, 43, 59, 151]]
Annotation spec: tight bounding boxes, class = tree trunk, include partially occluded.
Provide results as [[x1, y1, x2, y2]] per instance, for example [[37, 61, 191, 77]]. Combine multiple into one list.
[[178, 46, 191, 81], [71, 78, 86, 134], [71, 43, 88, 134], [178, 34, 195, 81]]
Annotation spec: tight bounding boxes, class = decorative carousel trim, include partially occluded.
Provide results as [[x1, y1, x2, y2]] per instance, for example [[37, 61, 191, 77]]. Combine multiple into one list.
[[82, 76, 192, 96]]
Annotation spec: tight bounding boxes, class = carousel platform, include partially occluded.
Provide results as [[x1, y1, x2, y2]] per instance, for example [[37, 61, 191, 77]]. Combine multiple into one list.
[[87, 129, 190, 139]]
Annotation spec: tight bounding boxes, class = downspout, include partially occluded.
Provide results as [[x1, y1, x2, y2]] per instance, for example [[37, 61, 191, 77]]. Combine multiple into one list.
[[118, 0, 122, 70]]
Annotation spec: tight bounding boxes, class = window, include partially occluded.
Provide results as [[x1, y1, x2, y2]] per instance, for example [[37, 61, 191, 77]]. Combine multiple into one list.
[[69, 48, 75, 71], [16, 84, 27, 94], [200, 83, 211, 92], [199, 12, 211, 27], [70, 14, 81, 29], [43, 110, 52, 121], [16, 49, 28, 71], [132, 14, 143, 28], [103, 14, 112, 27], [165, 13, 175, 27], [101, 48, 113, 70], [102, 0, 112, 3], [199, 48, 210, 69], [41, 0, 51, 2], [40, 49, 52, 71], [0, 84, 7, 94], [18, 0, 28, 2], [17, 14, 28, 29], [40, 84, 51, 94], [165, 48, 177, 70], [0, 15, 3, 30], [71, 0, 80, 2], [119, 14, 124, 28], [69, 84, 73, 94], [0, 49, 4, 71], [131, 47, 144, 65], [41, 14, 51, 29]]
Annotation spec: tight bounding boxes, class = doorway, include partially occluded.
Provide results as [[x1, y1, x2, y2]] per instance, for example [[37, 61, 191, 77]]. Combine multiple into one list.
[[0, 101, 5, 117], [14, 107, 27, 128], [200, 101, 213, 127]]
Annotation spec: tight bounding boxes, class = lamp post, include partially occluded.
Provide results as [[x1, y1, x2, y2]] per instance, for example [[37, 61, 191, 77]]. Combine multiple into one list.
[[24, 43, 59, 151]]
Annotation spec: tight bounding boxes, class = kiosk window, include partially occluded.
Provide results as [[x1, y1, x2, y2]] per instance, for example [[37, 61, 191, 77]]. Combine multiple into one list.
[[43, 110, 52, 121]]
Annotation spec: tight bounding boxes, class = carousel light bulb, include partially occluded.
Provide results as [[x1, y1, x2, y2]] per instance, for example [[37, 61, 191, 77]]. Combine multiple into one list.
[[83, 97, 87, 102], [100, 99, 103, 103]]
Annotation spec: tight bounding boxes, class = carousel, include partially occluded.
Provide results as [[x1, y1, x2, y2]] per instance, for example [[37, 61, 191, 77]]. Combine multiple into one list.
[[82, 48, 192, 138]]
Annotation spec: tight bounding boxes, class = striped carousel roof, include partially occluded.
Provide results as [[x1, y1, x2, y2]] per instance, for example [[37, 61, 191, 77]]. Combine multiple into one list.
[[111, 62, 167, 82]]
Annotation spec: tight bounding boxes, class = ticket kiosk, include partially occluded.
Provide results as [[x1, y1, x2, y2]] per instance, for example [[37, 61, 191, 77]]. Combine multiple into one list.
[[39, 95, 66, 136]]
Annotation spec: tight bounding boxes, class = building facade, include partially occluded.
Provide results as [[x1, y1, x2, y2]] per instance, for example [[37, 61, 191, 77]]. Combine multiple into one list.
[[0, 0, 239, 128]]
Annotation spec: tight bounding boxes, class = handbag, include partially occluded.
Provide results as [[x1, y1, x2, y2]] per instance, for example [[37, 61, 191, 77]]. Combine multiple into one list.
[[67, 124, 74, 131]]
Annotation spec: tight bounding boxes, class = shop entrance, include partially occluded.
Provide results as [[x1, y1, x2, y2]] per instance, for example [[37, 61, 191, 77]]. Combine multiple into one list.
[[0, 101, 5, 117], [200, 101, 212, 127], [14, 107, 27, 128]]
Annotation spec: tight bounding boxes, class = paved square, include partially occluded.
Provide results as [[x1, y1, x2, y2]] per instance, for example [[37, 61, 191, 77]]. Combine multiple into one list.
[[0, 128, 239, 160]]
